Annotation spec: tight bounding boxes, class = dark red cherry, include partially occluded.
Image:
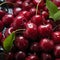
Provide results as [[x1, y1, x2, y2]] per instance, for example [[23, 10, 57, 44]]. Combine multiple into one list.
[[19, 11, 31, 20], [15, 51, 26, 60], [39, 38, 54, 52], [12, 15, 27, 30], [15, 0, 23, 8], [6, 0, 16, 3], [0, 10, 6, 19], [14, 36, 28, 51], [41, 53, 52, 60], [22, 1, 33, 11], [42, 11, 49, 19], [52, 32, 60, 44], [5, 52, 13, 60], [13, 7, 22, 16], [24, 22, 38, 40], [31, 15, 43, 26], [55, 58, 60, 60], [25, 54, 39, 60], [2, 14, 14, 27], [38, 24, 53, 37], [30, 42, 40, 52], [54, 45, 60, 58], [0, 21, 4, 31]]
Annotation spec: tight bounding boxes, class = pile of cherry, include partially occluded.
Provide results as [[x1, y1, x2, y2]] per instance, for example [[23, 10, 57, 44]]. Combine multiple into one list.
[[0, 0, 60, 60]]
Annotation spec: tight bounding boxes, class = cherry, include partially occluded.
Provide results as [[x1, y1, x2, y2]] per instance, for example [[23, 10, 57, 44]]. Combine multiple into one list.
[[13, 7, 22, 16], [54, 45, 60, 58], [0, 10, 6, 19], [52, 31, 60, 44], [15, 51, 26, 60], [6, 0, 16, 3], [5, 52, 13, 60], [12, 15, 27, 30], [52, 0, 60, 7], [24, 22, 38, 40], [39, 38, 54, 52], [38, 24, 53, 37], [42, 11, 49, 19], [30, 42, 40, 52], [25, 54, 39, 60], [41, 53, 52, 60], [55, 58, 60, 60], [0, 20, 4, 31], [2, 14, 14, 27], [19, 10, 31, 20], [14, 36, 28, 51], [31, 15, 43, 26], [22, 1, 33, 11], [15, 0, 23, 8]]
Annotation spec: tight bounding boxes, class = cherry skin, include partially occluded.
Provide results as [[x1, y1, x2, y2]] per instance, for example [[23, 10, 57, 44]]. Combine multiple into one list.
[[5, 52, 13, 60], [0, 10, 6, 19], [2, 14, 14, 27], [54, 45, 60, 58], [15, 51, 26, 60], [25, 54, 39, 60], [30, 42, 40, 52], [38, 24, 53, 37], [19, 10, 31, 20], [55, 58, 60, 60], [13, 7, 22, 16], [39, 38, 54, 52], [0, 21, 4, 31], [14, 36, 28, 51], [12, 15, 27, 30], [31, 15, 43, 26], [41, 53, 52, 60], [24, 22, 38, 40], [6, 0, 16, 3], [42, 11, 49, 19], [52, 32, 60, 44]]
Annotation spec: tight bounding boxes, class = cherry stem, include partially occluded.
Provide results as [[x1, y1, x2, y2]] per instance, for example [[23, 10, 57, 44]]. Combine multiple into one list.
[[36, 0, 41, 15], [13, 29, 26, 33], [0, 2, 14, 6]]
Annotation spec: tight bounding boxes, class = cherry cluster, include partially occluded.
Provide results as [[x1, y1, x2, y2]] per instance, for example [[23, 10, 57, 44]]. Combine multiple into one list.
[[0, 0, 60, 60]]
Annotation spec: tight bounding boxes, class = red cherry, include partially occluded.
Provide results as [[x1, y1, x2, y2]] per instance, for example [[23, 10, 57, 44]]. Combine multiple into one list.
[[25, 54, 39, 60], [2, 14, 14, 27], [0, 21, 4, 31], [41, 53, 52, 60], [12, 15, 27, 30], [13, 7, 22, 16], [38, 24, 53, 37], [52, 32, 60, 44], [24, 22, 38, 40], [31, 15, 43, 26], [14, 36, 28, 51], [39, 38, 54, 52], [30, 42, 40, 52], [54, 45, 60, 58], [55, 58, 60, 60], [15, 51, 26, 60]]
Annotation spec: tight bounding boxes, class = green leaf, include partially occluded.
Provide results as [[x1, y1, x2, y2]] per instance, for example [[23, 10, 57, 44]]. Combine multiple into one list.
[[46, 0, 58, 17], [53, 11, 60, 21], [3, 32, 15, 52]]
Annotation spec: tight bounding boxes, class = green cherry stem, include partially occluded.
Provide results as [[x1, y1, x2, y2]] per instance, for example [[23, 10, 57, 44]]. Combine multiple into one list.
[[0, 2, 14, 6], [36, 0, 41, 15]]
